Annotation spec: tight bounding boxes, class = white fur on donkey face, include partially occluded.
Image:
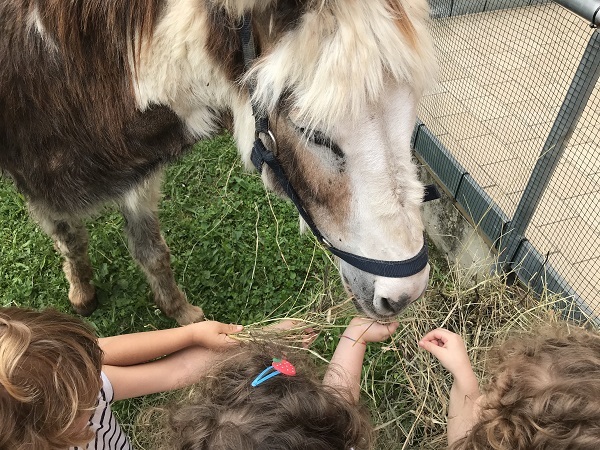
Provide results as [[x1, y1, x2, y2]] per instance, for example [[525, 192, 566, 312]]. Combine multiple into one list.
[[339, 83, 425, 260], [320, 81, 430, 318]]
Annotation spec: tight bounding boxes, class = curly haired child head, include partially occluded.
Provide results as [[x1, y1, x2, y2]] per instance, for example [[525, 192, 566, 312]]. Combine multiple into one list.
[[0, 306, 103, 450], [149, 341, 374, 450], [451, 322, 600, 450]]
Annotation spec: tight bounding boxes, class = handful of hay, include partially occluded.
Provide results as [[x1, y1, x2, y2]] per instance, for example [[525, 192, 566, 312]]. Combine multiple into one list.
[[365, 261, 592, 450]]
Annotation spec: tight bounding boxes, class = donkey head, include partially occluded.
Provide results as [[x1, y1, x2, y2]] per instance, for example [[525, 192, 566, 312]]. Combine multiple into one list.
[[231, 0, 437, 319]]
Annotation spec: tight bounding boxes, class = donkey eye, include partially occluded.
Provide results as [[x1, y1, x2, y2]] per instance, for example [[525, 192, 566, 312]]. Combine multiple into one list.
[[298, 127, 344, 159], [305, 129, 332, 147]]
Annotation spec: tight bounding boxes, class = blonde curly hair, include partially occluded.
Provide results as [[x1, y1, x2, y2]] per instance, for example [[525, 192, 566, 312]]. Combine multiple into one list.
[[450, 322, 600, 450], [0, 307, 103, 449]]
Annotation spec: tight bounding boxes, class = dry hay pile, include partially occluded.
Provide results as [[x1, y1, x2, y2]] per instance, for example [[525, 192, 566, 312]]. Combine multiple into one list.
[[222, 257, 597, 449]]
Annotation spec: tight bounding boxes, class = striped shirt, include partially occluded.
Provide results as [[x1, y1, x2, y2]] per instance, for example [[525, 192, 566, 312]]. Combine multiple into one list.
[[71, 371, 131, 450]]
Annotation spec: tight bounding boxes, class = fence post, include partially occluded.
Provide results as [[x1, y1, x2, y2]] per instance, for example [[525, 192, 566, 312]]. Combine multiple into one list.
[[554, 0, 600, 27], [499, 28, 600, 269]]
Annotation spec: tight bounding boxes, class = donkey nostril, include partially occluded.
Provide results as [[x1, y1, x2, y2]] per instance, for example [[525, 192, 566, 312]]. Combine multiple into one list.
[[375, 296, 398, 315], [380, 297, 393, 313], [375, 294, 411, 316]]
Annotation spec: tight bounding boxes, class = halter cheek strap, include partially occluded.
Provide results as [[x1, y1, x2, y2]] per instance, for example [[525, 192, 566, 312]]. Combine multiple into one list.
[[251, 137, 437, 277]]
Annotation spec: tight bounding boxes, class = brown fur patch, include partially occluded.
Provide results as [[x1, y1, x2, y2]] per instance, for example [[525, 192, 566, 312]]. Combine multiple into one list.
[[203, 0, 310, 84], [37, 0, 162, 76], [271, 112, 351, 237], [204, 3, 245, 83], [0, 1, 193, 213], [252, 0, 309, 52]]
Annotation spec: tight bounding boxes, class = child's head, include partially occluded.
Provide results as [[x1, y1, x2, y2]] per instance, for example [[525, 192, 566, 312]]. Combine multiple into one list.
[[452, 322, 600, 450], [0, 306, 103, 450], [150, 341, 373, 450]]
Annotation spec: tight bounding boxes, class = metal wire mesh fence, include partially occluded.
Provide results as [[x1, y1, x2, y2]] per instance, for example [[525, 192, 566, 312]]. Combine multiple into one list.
[[415, 0, 600, 320]]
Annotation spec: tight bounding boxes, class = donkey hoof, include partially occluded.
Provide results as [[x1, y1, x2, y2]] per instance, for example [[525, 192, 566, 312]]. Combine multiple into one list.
[[173, 304, 204, 325], [69, 283, 98, 316], [71, 294, 99, 317]]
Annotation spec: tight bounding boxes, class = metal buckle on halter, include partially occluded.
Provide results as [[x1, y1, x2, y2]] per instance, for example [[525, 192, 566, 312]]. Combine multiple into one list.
[[257, 130, 277, 153], [321, 237, 332, 248]]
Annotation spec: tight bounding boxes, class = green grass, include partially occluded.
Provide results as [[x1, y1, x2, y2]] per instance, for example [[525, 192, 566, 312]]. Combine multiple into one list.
[[0, 133, 333, 330], [0, 132, 349, 440]]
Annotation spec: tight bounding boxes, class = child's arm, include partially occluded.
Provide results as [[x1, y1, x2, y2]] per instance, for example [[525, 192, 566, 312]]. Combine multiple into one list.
[[419, 328, 481, 445], [323, 317, 399, 403], [99, 321, 242, 366], [100, 321, 243, 401]]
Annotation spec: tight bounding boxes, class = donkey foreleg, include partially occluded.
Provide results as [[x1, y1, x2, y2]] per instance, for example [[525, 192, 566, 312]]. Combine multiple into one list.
[[28, 204, 98, 316], [119, 175, 204, 325]]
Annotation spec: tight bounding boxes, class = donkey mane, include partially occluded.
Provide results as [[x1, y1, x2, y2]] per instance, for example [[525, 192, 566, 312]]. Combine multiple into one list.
[[247, 0, 435, 133]]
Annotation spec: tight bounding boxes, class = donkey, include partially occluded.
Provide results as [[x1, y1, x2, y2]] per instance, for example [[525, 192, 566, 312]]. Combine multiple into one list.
[[0, 0, 436, 324]]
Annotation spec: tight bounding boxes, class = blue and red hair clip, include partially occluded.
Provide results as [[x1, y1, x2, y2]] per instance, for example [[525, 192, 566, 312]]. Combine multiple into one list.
[[251, 358, 296, 387]]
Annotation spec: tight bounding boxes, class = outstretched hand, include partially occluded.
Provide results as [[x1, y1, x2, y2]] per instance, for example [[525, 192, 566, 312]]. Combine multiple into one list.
[[323, 317, 399, 402], [187, 321, 244, 350], [419, 328, 473, 378], [263, 319, 319, 348], [420, 328, 481, 446], [344, 317, 400, 344]]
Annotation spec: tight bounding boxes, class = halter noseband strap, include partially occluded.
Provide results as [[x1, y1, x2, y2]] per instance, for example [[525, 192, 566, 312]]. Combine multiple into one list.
[[240, 15, 439, 278]]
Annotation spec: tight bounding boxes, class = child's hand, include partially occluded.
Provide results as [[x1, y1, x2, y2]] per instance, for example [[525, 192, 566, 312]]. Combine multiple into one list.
[[267, 319, 306, 331], [418, 328, 472, 378], [344, 317, 399, 344], [263, 319, 318, 348], [187, 321, 243, 350]]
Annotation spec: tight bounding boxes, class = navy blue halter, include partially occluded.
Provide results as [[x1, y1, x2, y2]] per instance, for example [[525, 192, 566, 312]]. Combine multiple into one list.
[[240, 15, 439, 278]]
